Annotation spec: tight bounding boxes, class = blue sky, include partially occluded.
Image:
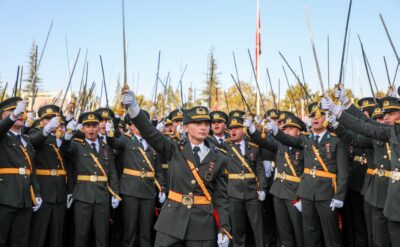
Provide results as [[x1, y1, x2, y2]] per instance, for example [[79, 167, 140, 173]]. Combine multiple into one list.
[[0, 0, 399, 104]]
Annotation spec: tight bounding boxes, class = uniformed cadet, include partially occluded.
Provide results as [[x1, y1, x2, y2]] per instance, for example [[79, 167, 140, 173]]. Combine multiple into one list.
[[95, 107, 115, 143], [107, 110, 166, 247], [28, 105, 68, 247], [168, 109, 184, 135], [123, 90, 231, 247], [267, 102, 348, 247], [331, 101, 390, 247], [246, 113, 305, 247], [0, 97, 42, 247], [208, 111, 229, 149], [224, 114, 267, 247], [60, 112, 120, 247], [323, 91, 400, 244]]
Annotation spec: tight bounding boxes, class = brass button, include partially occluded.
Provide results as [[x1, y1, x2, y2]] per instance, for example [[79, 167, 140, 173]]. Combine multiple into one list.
[[384, 155, 388, 159], [191, 180, 196, 185], [380, 165, 384, 168], [284, 164, 287, 167], [314, 158, 317, 161]]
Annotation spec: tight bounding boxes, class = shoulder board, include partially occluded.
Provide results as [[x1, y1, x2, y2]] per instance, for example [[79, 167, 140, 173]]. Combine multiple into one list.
[[215, 146, 227, 154], [301, 131, 311, 136], [248, 142, 259, 148], [73, 138, 85, 144]]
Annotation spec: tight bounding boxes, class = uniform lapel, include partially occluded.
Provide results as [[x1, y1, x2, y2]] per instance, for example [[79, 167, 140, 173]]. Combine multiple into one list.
[[182, 141, 198, 168]]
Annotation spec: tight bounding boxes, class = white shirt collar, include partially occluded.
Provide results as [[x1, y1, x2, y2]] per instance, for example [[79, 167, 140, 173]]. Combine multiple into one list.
[[235, 139, 246, 156], [85, 138, 99, 151], [135, 134, 148, 150], [213, 134, 225, 142], [313, 130, 327, 143], [190, 142, 210, 162]]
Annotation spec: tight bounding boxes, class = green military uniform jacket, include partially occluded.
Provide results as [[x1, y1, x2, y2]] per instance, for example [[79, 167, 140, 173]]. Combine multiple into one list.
[[107, 134, 166, 199], [0, 115, 40, 208], [274, 129, 348, 202], [250, 130, 304, 201], [60, 137, 119, 204], [132, 110, 231, 241], [29, 128, 68, 203]]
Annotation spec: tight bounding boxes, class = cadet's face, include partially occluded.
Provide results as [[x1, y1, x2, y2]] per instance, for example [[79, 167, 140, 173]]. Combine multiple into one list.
[[311, 114, 327, 132], [41, 118, 50, 126], [3, 110, 24, 129], [98, 119, 109, 134], [363, 110, 370, 118], [173, 121, 181, 131], [129, 123, 140, 136], [163, 124, 173, 133], [229, 126, 244, 142], [183, 121, 210, 143], [376, 118, 385, 124], [383, 111, 400, 126], [211, 121, 226, 136], [82, 123, 99, 141], [58, 124, 66, 135], [283, 126, 301, 137]]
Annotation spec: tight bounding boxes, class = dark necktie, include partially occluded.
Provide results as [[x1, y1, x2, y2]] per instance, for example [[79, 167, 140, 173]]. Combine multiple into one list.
[[314, 135, 320, 146], [193, 146, 201, 166], [91, 143, 97, 153], [16, 134, 24, 146], [218, 138, 224, 144], [139, 138, 145, 150], [236, 143, 243, 155]]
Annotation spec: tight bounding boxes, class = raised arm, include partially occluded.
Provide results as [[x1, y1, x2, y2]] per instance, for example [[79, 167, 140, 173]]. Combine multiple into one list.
[[248, 130, 278, 153], [273, 129, 303, 149], [334, 124, 373, 148]]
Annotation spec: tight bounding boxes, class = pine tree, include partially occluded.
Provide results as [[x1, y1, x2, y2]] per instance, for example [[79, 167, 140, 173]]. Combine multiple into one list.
[[201, 48, 220, 109], [24, 41, 41, 95]]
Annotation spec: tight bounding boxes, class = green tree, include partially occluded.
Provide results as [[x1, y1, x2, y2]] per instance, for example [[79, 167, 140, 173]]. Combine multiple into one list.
[[24, 41, 41, 95], [201, 48, 220, 109]]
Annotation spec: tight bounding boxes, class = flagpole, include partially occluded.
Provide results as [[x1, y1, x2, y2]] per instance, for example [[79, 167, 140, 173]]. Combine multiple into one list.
[[255, 0, 261, 116]]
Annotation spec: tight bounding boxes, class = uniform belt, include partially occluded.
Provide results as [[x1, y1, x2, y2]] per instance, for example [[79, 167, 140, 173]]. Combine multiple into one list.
[[36, 169, 66, 176], [366, 168, 375, 175], [228, 173, 256, 180], [354, 155, 367, 164], [168, 190, 210, 208], [0, 168, 31, 175], [77, 175, 108, 182], [275, 171, 301, 183], [123, 168, 155, 178], [367, 168, 391, 178], [161, 164, 169, 169], [390, 171, 400, 182], [304, 168, 337, 180]]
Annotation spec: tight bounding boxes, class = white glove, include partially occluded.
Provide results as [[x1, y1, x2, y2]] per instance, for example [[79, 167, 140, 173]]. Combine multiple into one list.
[[65, 112, 74, 122], [156, 121, 165, 132], [263, 161, 273, 178], [66, 194, 74, 209], [293, 200, 302, 212], [387, 86, 397, 97], [122, 90, 140, 118], [158, 192, 166, 204], [44, 117, 60, 135], [328, 115, 339, 129], [32, 197, 43, 212], [76, 123, 83, 131], [321, 96, 343, 117], [330, 199, 344, 211], [24, 112, 34, 127], [335, 87, 350, 106], [265, 121, 278, 136], [176, 124, 186, 138], [217, 233, 230, 247], [254, 115, 261, 125], [257, 191, 266, 201], [150, 106, 158, 114], [65, 120, 77, 140], [243, 118, 255, 134], [111, 196, 120, 209], [13, 100, 26, 118], [105, 122, 114, 136], [304, 117, 312, 130]]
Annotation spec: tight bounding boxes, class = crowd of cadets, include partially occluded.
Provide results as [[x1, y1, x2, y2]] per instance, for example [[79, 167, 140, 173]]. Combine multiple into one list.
[[1, 85, 400, 247]]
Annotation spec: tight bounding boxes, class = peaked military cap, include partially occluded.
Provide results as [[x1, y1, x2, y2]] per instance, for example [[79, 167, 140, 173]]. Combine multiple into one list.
[[210, 111, 228, 123], [164, 117, 173, 126], [371, 105, 384, 119], [183, 106, 210, 124], [282, 115, 306, 131], [38, 104, 61, 119], [228, 110, 245, 119], [227, 116, 244, 128], [278, 111, 294, 122], [308, 102, 326, 118], [124, 114, 133, 125], [95, 108, 115, 120], [0, 97, 22, 113], [78, 112, 101, 125], [168, 109, 184, 122], [380, 96, 400, 113], [357, 97, 376, 111], [264, 109, 279, 120]]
